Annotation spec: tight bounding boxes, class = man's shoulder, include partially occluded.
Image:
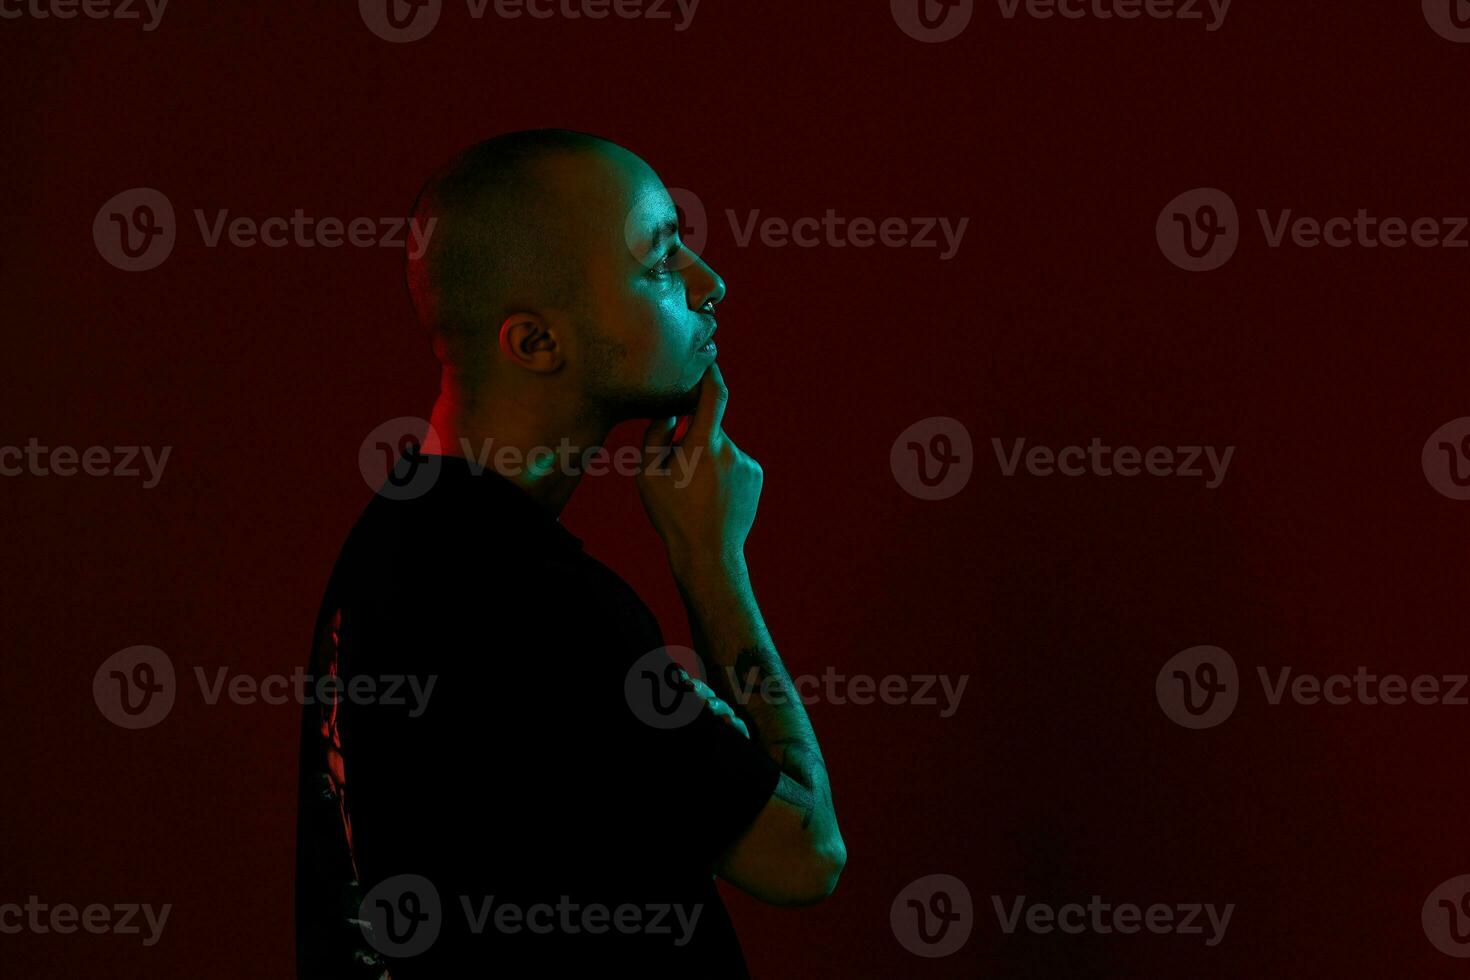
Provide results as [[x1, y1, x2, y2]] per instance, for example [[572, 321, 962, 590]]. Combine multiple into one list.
[[329, 493, 656, 634], [334, 487, 546, 580]]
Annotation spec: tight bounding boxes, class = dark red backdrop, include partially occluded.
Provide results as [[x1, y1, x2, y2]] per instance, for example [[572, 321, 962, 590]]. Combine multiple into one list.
[[3, 1, 1468, 976]]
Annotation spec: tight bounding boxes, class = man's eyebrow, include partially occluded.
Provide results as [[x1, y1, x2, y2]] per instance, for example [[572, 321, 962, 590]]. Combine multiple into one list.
[[646, 219, 680, 250]]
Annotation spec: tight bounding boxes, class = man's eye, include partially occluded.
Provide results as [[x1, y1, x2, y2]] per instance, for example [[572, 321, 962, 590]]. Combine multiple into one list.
[[649, 244, 681, 276]]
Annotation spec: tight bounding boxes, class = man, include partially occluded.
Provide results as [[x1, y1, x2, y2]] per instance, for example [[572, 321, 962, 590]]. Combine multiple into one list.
[[295, 129, 845, 977]]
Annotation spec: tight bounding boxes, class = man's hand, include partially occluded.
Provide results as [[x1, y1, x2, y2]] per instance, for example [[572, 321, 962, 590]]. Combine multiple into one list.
[[673, 666, 750, 739], [636, 363, 763, 574], [641, 364, 847, 905]]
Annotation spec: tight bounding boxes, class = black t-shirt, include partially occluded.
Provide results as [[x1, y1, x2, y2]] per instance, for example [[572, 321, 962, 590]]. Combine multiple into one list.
[[295, 455, 781, 978]]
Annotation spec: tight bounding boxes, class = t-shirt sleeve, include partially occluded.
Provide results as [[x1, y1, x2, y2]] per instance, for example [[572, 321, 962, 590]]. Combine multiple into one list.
[[604, 650, 784, 870], [412, 554, 785, 874]]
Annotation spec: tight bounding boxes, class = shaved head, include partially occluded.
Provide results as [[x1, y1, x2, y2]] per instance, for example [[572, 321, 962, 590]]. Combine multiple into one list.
[[406, 128, 613, 372], [407, 128, 726, 424]]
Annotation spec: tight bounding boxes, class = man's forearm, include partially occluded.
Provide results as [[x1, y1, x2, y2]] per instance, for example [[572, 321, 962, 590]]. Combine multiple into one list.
[[673, 553, 842, 850]]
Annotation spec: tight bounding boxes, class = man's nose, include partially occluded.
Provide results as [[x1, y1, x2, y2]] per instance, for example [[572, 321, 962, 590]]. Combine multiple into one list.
[[686, 251, 726, 310]]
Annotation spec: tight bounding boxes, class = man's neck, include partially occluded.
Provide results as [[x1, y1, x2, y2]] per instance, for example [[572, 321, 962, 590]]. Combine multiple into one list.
[[426, 384, 611, 519]]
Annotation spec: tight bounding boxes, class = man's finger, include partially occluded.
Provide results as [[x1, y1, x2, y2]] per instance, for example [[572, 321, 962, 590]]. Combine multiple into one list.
[[689, 678, 732, 715], [684, 363, 728, 449], [691, 683, 750, 737]]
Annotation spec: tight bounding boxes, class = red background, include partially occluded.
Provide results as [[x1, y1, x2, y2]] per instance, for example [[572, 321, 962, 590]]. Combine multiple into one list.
[[3, 1, 1468, 976]]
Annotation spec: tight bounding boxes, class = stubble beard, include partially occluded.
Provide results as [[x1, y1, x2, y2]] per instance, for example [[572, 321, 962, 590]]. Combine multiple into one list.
[[582, 325, 701, 422]]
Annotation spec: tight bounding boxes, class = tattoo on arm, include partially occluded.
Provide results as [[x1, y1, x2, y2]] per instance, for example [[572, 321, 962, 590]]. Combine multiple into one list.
[[732, 646, 790, 701], [768, 736, 830, 830], [774, 773, 818, 830], [724, 648, 832, 832]]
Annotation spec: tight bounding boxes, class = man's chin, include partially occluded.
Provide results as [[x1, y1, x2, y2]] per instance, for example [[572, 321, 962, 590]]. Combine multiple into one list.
[[619, 383, 700, 422]]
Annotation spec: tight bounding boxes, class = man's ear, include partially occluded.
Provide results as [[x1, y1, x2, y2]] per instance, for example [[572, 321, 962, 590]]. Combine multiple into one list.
[[497, 312, 564, 373]]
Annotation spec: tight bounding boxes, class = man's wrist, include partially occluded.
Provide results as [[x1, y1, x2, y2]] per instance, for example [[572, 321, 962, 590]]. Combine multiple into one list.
[[670, 548, 750, 598]]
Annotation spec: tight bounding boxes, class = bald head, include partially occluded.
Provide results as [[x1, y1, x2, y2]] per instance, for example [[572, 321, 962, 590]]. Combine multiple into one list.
[[405, 128, 621, 372], [407, 129, 727, 425]]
